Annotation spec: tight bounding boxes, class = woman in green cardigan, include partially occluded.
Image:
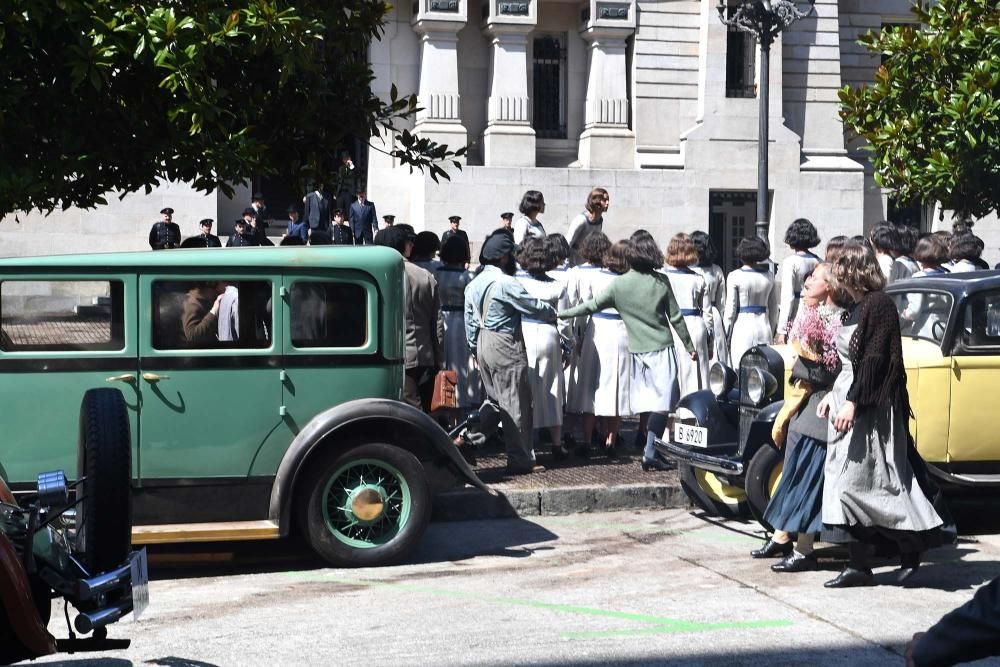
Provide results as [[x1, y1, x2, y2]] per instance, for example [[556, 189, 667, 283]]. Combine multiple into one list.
[[560, 230, 697, 471]]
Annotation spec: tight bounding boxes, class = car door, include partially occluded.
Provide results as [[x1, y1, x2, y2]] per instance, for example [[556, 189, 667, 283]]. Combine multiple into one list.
[[948, 290, 1000, 464], [0, 274, 137, 485], [137, 274, 284, 484], [248, 270, 401, 476]]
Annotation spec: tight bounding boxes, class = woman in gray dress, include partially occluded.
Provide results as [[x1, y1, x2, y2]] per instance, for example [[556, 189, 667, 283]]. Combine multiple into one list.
[[818, 241, 944, 588]]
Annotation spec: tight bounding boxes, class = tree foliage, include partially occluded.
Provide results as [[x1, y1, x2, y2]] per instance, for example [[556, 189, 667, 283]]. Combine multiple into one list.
[[0, 1, 465, 218], [839, 0, 1000, 218]]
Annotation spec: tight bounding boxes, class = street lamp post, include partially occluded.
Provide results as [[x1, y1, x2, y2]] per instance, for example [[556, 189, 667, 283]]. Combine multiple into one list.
[[716, 0, 815, 242]]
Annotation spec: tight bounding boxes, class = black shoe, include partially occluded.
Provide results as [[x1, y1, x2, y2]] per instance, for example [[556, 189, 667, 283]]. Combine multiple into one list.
[[823, 567, 875, 588], [552, 445, 571, 462], [771, 552, 817, 573], [751, 538, 793, 559], [604, 442, 619, 459], [640, 457, 671, 472], [506, 463, 546, 476]]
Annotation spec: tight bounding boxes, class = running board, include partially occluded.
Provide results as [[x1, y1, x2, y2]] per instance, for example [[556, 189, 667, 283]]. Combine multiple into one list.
[[132, 520, 280, 545]]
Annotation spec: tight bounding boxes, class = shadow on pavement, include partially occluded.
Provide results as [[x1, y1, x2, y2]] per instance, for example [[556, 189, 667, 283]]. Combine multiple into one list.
[[409, 516, 559, 564]]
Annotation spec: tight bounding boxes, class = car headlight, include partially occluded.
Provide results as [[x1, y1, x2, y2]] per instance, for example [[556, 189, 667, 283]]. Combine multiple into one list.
[[746, 368, 778, 406], [708, 362, 736, 398]]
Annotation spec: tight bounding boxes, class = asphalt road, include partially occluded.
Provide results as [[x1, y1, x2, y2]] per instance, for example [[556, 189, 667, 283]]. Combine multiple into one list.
[[28, 508, 1000, 666]]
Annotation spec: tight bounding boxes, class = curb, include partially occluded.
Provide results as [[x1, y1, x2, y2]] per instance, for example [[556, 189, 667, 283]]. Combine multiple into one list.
[[432, 482, 689, 521]]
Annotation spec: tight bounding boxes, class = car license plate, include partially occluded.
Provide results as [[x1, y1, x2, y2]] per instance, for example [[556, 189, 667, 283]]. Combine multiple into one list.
[[130, 548, 149, 620], [674, 423, 708, 448]]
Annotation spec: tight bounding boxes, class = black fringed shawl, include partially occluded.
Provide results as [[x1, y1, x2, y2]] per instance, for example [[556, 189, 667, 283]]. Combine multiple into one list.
[[846, 290, 910, 414]]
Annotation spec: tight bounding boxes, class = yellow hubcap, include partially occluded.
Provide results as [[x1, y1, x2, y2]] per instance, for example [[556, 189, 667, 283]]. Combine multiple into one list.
[[351, 488, 386, 522]]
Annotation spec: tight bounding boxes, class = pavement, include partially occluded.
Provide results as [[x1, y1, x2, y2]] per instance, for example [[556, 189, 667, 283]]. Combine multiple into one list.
[[434, 419, 689, 521], [28, 508, 1000, 666]]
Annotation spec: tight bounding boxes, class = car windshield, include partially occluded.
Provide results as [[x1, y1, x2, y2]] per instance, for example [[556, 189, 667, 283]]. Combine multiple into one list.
[[892, 290, 954, 344]]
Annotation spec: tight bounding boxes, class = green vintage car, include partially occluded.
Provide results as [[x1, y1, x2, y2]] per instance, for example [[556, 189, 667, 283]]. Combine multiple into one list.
[[0, 246, 488, 567]]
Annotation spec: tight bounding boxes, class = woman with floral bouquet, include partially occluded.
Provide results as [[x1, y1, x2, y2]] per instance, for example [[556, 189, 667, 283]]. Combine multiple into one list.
[[751, 263, 842, 571]]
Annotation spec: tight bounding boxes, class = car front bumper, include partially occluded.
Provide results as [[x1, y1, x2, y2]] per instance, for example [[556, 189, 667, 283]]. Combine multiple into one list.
[[653, 437, 745, 476]]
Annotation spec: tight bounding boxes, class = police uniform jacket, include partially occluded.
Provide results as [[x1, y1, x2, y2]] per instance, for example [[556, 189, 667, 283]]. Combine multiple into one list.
[[149, 221, 181, 250]]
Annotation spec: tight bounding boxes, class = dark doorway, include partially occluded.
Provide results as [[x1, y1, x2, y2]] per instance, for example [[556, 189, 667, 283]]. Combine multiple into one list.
[[709, 190, 768, 271]]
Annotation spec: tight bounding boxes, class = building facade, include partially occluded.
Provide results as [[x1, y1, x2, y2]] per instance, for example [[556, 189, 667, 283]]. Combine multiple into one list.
[[1, 0, 996, 267]]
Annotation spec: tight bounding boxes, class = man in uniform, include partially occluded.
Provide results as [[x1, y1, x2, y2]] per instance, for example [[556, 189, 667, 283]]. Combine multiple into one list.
[[149, 207, 181, 250], [464, 230, 556, 475], [382, 214, 396, 228], [198, 219, 222, 247], [375, 225, 444, 412], [226, 216, 255, 247], [499, 211, 514, 231], [330, 209, 353, 245], [441, 215, 469, 250]]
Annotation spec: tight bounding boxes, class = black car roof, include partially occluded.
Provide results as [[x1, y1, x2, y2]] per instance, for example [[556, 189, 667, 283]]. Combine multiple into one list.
[[888, 270, 1000, 298]]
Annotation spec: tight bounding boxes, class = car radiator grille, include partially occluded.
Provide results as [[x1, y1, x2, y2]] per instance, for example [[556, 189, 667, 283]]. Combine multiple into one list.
[[738, 350, 768, 441]]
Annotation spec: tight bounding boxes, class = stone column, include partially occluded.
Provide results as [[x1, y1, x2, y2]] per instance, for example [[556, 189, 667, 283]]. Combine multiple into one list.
[[577, 2, 636, 169], [482, 12, 536, 167], [412, 2, 469, 159]]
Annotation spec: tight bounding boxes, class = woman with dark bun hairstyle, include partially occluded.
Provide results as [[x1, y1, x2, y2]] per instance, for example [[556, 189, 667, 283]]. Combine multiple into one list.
[[513, 190, 547, 245], [818, 240, 944, 588], [890, 224, 920, 282], [437, 235, 480, 408], [516, 237, 575, 460], [724, 237, 777, 363], [566, 187, 610, 266], [559, 230, 696, 472], [775, 218, 821, 342], [690, 231, 729, 365], [565, 232, 632, 456]]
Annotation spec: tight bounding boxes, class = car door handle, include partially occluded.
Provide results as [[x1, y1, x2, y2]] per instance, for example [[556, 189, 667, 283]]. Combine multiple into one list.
[[105, 374, 137, 383], [142, 373, 170, 382]]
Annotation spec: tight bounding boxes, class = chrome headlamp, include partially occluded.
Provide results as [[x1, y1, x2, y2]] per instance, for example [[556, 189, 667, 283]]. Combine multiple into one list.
[[708, 362, 736, 398], [746, 367, 778, 406]]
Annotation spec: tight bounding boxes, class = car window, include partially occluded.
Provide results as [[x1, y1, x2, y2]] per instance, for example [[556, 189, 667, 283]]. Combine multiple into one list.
[[289, 282, 367, 348], [960, 292, 1000, 349], [893, 290, 953, 344], [0, 280, 125, 352], [152, 280, 272, 350]]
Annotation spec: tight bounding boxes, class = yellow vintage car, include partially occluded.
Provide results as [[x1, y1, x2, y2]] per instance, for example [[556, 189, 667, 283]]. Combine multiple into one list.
[[656, 271, 1000, 524]]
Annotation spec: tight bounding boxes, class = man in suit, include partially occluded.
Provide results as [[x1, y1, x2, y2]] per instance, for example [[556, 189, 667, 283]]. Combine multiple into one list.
[[303, 182, 332, 233], [349, 187, 378, 245], [149, 207, 181, 250], [197, 218, 222, 247], [375, 224, 444, 412], [441, 215, 469, 253]]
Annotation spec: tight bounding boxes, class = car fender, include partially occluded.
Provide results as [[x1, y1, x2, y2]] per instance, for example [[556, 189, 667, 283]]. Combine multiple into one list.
[[268, 398, 492, 536], [740, 400, 785, 460], [675, 390, 739, 446], [0, 534, 56, 661]]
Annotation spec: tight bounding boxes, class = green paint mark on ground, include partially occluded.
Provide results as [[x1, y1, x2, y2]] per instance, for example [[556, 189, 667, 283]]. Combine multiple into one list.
[[285, 572, 791, 640]]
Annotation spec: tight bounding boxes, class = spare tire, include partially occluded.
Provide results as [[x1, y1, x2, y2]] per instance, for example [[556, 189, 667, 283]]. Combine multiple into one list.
[[76, 388, 132, 575]]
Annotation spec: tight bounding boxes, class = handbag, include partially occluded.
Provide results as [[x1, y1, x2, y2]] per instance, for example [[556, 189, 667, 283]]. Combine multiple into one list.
[[430, 370, 459, 413]]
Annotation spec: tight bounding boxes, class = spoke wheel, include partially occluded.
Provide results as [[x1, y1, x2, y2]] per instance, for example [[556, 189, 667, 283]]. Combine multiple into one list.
[[299, 443, 430, 568], [321, 459, 411, 549]]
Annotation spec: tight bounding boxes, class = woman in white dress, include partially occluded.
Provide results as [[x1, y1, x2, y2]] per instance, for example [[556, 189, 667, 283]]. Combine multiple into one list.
[[890, 224, 920, 282], [775, 218, 821, 342], [869, 223, 899, 283], [663, 233, 711, 397], [566, 187, 609, 266], [565, 233, 631, 457], [436, 235, 480, 408], [516, 237, 575, 459], [724, 237, 778, 364], [512, 190, 547, 245], [690, 231, 729, 366], [947, 233, 983, 273]]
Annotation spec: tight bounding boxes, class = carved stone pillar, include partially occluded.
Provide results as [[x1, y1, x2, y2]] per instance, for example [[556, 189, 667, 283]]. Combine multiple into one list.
[[482, 2, 536, 166], [412, 0, 469, 159], [576, 0, 636, 169]]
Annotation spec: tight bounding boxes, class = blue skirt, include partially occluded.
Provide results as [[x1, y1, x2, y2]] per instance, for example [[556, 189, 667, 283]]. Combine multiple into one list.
[[763, 433, 825, 534]]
